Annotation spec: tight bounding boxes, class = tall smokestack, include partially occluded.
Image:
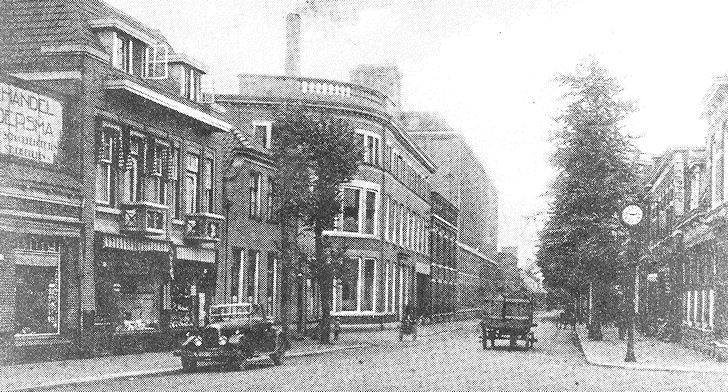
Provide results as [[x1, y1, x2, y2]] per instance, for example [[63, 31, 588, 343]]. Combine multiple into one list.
[[285, 13, 301, 77]]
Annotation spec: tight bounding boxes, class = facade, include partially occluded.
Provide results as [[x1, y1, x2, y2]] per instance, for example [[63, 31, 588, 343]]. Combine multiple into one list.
[[0, 0, 231, 362], [429, 191, 459, 318], [215, 69, 436, 323], [643, 148, 704, 343], [402, 111, 501, 309], [0, 74, 82, 363]]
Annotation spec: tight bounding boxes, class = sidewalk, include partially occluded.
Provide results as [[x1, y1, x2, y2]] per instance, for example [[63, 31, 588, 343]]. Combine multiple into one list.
[[575, 323, 728, 374], [0, 319, 466, 391]]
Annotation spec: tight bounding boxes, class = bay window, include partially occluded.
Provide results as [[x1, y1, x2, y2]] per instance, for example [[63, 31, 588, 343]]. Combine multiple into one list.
[[364, 190, 376, 234], [342, 188, 361, 232], [185, 153, 199, 213], [340, 257, 359, 311], [361, 258, 376, 312]]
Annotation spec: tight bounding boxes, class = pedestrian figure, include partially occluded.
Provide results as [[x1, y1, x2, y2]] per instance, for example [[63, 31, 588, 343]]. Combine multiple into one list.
[[333, 317, 342, 342], [399, 303, 418, 341]]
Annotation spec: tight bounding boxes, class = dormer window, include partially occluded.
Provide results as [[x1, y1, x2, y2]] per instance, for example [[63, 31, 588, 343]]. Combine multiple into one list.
[[183, 68, 201, 102], [113, 32, 133, 73], [144, 44, 169, 79], [253, 121, 272, 149]]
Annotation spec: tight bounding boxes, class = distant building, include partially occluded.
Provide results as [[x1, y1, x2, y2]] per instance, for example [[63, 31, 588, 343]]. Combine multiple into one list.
[[429, 191, 459, 317], [402, 112, 500, 308]]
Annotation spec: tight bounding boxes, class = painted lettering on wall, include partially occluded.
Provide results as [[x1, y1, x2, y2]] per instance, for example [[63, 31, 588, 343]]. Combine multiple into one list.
[[0, 82, 63, 164]]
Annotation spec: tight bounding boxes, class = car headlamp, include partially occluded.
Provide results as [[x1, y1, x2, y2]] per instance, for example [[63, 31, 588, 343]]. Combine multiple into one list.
[[218, 335, 228, 346], [194, 336, 202, 347]]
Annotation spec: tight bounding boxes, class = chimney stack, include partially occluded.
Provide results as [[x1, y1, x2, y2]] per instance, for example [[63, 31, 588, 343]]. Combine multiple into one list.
[[285, 13, 301, 77]]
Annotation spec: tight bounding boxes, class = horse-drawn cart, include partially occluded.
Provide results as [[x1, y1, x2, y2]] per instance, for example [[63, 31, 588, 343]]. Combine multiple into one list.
[[479, 296, 537, 350]]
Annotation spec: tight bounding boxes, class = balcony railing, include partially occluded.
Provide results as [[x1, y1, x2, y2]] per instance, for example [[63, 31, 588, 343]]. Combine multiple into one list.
[[120, 201, 168, 236], [185, 212, 225, 243]]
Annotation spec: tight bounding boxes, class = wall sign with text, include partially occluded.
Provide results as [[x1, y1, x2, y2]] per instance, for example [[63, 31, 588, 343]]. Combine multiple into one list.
[[0, 81, 63, 164]]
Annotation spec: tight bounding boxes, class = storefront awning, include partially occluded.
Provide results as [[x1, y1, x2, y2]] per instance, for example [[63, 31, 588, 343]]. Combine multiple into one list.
[[176, 246, 215, 264], [102, 234, 169, 253]]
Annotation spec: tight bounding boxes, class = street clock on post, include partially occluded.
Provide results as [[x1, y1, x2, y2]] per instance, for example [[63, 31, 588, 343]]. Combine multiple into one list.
[[621, 204, 644, 227]]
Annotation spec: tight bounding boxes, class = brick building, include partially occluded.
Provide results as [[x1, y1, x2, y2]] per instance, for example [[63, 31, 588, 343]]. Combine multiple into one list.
[[643, 148, 704, 343], [402, 111, 501, 309], [0, 0, 231, 362], [429, 191, 458, 318]]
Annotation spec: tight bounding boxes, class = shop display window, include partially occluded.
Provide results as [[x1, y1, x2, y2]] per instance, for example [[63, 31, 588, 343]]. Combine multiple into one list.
[[15, 263, 60, 335], [115, 279, 160, 331]]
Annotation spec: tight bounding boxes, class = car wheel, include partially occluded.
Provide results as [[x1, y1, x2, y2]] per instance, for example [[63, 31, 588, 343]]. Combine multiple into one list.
[[181, 357, 197, 372]]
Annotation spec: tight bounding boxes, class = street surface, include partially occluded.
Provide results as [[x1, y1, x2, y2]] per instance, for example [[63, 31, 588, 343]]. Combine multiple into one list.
[[46, 318, 728, 391]]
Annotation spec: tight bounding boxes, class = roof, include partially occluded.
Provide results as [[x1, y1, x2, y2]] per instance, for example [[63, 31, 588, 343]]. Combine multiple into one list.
[[0, 0, 169, 65]]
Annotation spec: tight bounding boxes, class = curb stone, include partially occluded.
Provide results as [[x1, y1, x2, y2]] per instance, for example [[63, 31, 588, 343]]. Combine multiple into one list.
[[7, 343, 371, 392], [572, 325, 728, 374]]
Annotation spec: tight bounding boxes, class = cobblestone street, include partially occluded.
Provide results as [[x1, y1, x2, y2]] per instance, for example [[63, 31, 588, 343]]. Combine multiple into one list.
[[40, 317, 728, 391]]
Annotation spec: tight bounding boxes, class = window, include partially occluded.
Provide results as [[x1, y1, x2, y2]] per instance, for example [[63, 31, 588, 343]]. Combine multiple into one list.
[[14, 248, 60, 335], [144, 44, 168, 79], [124, 136, 142, 202], [204, 157, 214, 213], [246, 250, 260, 303], [389, 198, 396, 242], [253, 121, 272, 149], [341, 257, 359, 311], [95, 125, 117, 204], [364, 190, 377, 235], [185, 153, 200, 213], [361, 258, 376, 312], [145, 142, 166, 205], [357, 131, 381, 166], [267, 177, 278, 222], [171, 147, 181, 219], [342, 188, 361, 232], [231, 249, 242, 302], [266, 252, 277, 316], [383, 195, 391, 241], [249, 172, 262, 219], [183, 68, 201, 101], [113, 32, 133, 73]]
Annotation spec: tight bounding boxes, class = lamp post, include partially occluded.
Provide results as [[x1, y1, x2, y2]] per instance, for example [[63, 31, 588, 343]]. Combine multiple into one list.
[[621, 202, 645, 362]]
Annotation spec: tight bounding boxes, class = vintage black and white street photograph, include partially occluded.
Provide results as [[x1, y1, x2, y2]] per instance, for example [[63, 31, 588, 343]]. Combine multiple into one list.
[[2, 0, 728, 390]]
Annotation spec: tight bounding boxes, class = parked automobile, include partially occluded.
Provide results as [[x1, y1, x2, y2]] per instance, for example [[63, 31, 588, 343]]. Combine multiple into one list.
[[173, 303, 286, 371]]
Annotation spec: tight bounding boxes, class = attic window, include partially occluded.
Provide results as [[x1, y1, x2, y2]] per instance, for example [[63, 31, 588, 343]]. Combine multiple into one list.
[[144, 44, 168, 79], [112, 32, 133, 73]]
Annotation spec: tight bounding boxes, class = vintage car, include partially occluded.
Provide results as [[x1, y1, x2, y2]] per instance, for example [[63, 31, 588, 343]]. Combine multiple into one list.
[[173, 303, 286, 371]]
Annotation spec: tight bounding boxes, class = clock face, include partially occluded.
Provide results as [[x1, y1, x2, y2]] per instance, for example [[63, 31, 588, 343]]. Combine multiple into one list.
[[621, 204, 643, 226]]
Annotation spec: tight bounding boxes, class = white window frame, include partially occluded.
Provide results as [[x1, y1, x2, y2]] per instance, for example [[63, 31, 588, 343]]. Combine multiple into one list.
[[253, 120, 273, 149], [112, 32, 133, 73], [331, 180, 380, 237], [143, 44, 169, 79], [96, 122, 119, 204], [185, 152, 200, 213], [359, 258, 377, 312], [355, 129, 381, 166]]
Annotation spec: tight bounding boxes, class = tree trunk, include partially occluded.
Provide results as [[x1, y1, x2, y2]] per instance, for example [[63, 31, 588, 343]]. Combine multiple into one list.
[[297, 257, 305, 334], [315, 221, 332, 343], [279, 215, 292, 337]]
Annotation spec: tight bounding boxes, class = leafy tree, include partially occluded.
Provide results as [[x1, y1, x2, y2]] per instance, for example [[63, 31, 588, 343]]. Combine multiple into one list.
[[537, 58, 639, 339], [272, 103, 362, 343]]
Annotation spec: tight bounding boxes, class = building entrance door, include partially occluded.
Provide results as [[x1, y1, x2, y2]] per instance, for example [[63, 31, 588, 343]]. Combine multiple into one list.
[[416, 272, 430, 318]]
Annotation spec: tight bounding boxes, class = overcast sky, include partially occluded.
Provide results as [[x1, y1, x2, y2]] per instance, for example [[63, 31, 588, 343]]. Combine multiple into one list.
[[106, 0, 727, 265]]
